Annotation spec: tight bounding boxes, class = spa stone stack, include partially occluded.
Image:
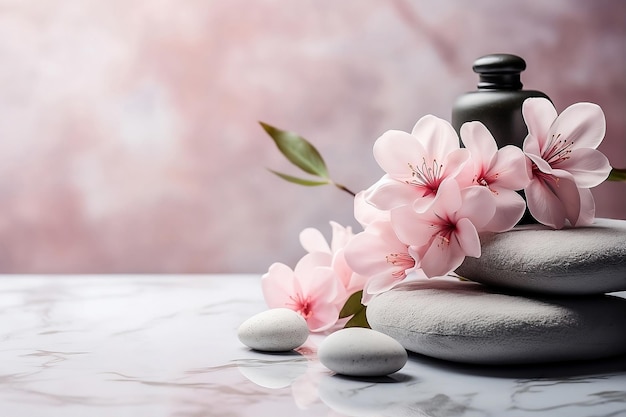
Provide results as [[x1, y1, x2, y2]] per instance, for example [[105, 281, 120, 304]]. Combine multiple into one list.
[[366, 218, 626, 364]]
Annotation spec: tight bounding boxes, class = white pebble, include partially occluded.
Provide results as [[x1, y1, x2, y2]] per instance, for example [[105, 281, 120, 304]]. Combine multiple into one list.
[[318, 328, 407, 377], [238, 308, 309, 352]]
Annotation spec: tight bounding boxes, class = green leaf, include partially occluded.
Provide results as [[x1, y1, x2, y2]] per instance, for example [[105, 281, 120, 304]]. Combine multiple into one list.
[[260, 122, 329, 178], [268, 169, 330, 187], [338, 290, 370, 328], [339, 290, 364, 318], [345, 308, 370, 329], [607, 167, 626, 182]]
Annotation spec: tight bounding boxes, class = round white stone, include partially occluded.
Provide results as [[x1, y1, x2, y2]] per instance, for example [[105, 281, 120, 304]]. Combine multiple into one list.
[[456, 218, 626, 295], [237, 308, 309, 352], [318, 328, 408, 377], [367, 279, 626, 364]]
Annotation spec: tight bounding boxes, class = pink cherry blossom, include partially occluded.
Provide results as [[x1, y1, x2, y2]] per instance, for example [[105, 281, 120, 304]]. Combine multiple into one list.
[[344, 220, 419, 305], [262, 253, 341, 332], [459, 121, 530, 232], [353, 190, 390, 228], [299, 221, 365, 296], [364, 115, 470, 213], [522, 98, 612, 229], [299, 221, 353, 255], [391, 179, 496, 278]]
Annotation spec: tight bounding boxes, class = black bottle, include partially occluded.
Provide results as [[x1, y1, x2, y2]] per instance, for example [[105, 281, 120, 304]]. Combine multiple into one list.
[[451, 53, 551, 149]]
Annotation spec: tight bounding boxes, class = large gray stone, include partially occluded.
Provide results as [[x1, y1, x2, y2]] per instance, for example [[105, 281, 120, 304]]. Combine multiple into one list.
[[367, 279, 626, 364], [456, 218, 626, 295]]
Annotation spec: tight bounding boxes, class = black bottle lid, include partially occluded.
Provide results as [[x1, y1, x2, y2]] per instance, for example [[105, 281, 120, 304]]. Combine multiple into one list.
[[473, 54, 526, 90]]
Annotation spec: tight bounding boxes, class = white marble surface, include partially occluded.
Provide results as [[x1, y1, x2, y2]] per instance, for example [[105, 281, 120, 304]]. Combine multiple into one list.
[[1, 274, 625, 417]]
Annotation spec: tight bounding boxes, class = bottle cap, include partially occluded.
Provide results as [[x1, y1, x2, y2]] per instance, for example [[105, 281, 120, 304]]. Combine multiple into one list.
[[473, 54, 526, 90]]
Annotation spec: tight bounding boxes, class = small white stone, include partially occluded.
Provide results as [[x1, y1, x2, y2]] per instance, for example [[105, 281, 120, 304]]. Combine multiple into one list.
[[237, 308, 309, 352], [318, 328, 408, 377]]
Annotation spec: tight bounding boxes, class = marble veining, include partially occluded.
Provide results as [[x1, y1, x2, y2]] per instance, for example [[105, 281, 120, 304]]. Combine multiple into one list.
[[1, 275, 625, 417]]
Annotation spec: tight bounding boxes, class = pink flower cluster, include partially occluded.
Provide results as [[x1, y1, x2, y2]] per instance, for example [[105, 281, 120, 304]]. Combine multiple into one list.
[[263, 98, 611, 329], [262, 222, 367, 332]]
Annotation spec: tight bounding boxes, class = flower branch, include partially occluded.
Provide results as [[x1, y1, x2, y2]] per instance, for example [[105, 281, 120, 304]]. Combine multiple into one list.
[[260, 122, 356, 196]]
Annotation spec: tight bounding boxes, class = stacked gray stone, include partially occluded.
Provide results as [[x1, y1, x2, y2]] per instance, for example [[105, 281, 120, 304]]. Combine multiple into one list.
[[367, 218, 626, 364]]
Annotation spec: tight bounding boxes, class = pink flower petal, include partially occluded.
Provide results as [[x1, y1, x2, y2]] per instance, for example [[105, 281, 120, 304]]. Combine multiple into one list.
[[454, 217, 481, 258], [456, 186, 496, 230], [344, 221, 411, 277], [556, 148, 612, 188], [525, 172, 580, 229], [576, 188, 596, 227], [364, 273, 406, 295], [411, 115, 460, 161], [483, 189, 527, 232], [306, 302, 339, 332], [295, 252, 333, 275], [460, 121, 498, 170], [261, 263, 296, 308], [432, 178, 463, 213], [390, 206, 436, 249], [526, 152, 553, 175], [373, 130, 426, 180], [365, 176, 421, 211], [552, 170, 584, 227], [440, 148, 472, 183], [411, 193, 437, 214], [329, 221, 353, 253], [294, 253, 334, 299], [488, 145, 531, 190], [343, 231, 386, 275], [345, 272, 369, 297], [360, 290, 376, 306], [331, 248, 355, 291], [362, 274, 405, 305], [522, 134, 541, 157], [525, 177, 565, 229], [522, 97, 557, 151], [549, 102, 606, 151], [419, 232, 467, 278], [299, 228, 331, 254], [354, 191, 390, 227]]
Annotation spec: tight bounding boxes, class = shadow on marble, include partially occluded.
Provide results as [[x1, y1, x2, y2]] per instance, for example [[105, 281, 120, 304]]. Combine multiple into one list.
[[324, 372, 418, 384], [407, 351, 626, 379]]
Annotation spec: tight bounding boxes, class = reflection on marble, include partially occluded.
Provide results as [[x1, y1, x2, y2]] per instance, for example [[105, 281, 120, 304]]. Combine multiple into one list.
[[1, 275, 625, 417]]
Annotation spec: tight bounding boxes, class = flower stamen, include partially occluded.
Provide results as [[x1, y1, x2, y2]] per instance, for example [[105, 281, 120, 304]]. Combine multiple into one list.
[[543, 133, 574, 166], [429, 215, 457, 249], [407, 158, 444, 195], [287, 294, 313, 319], [473, 171, 500, 195], [386, 252, 415, 279], [532, 164, 561, 195]]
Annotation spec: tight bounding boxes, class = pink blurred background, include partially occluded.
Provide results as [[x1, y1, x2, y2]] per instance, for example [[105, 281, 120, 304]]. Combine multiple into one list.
[[0, 0, 624, 273]]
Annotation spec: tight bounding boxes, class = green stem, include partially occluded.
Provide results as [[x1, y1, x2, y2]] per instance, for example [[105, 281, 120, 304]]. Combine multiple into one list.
[[333, 182, 357, 197], [607, 168, 626, 182]]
